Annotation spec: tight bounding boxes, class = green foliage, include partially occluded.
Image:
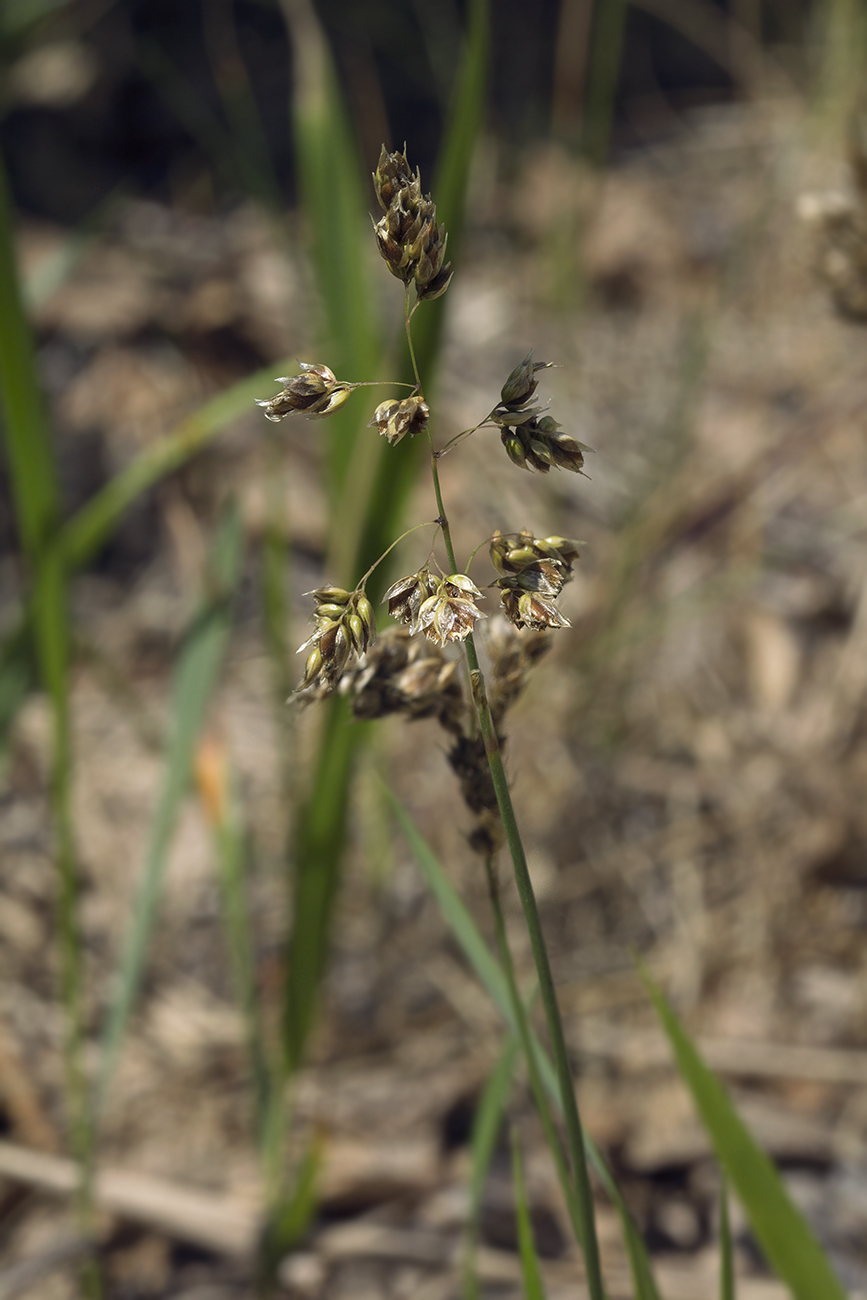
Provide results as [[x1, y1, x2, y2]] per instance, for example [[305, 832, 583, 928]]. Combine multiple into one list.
[[384, 786, 651, 1297], [96, 506, 244, 1115], [644, 970, 848, 1300], [511, 1126, 547, 1300], [463, 1033, 520, 1299], [282, 0, 490, 1070], [0, 149, 90, 1203]]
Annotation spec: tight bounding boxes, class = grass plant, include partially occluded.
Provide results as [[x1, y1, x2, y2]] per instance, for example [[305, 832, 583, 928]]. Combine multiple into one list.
[[1, 5, 863, 1294]]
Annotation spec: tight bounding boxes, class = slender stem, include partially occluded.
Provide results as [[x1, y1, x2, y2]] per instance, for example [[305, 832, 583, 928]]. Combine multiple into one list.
[[469, 647, 604, 1300], [424, 387, 605, 1300], [404, 289, 423, 392], [357, 519, 438, 590], [483, 855, 589, 1254]]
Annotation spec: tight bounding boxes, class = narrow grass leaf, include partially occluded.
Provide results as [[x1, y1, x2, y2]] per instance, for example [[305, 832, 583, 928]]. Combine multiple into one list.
[[61, 369, 269, 573], [259, 1130, 323, 1284], [463, 1033, 520, 1299], [0, 150, 95, 1226], [287, 0, 381, 500], [511, 1126, 547, 1300], [97, 505, 243, 1112], [385, 785, 662, 1299], [643, 970, 847, 1300], [195, 739, 270, 1132], [279, 0, 384, 1069], [0, 625, 34, 759], [719, 1176, 735, 1300]]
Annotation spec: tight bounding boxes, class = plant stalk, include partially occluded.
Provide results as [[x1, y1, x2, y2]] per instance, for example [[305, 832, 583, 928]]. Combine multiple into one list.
[[425, 434, 605, 1300]]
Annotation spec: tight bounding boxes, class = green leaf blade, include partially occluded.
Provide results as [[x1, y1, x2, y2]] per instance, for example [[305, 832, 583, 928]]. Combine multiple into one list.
[[644, 972, 848, 1300]]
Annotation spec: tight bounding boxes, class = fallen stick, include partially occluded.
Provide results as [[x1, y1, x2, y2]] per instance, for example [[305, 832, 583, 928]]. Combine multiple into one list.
[[0, 1141, 260, 1257]]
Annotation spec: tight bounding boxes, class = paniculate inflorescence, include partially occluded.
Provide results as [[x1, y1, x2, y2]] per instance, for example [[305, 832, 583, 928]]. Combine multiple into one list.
[[255, 145, 592, 849]]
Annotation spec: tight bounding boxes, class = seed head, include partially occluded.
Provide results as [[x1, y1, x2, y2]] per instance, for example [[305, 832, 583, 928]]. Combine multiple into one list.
[[417, 575, 486, 646], [373, 144, 415, 212], [293, 585, 377, 694], [341, 626, 464, 731], [256, 363, 353, 422], [369, 395, 430, 446], [383, 566, 439, 629], [490, 530, 581, 592], [372, 146, 453, 303], [500, 351, 554, 408], [499, 419, 592, 474], [501, 589, 571, 632]]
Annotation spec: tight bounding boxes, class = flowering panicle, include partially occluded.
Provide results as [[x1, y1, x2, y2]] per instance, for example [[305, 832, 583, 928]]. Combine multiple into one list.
[[256, 363, 353, 422], [255, 144, 597, 853], [490, 531, 581, 631], [341, 627, 464, 732], [490, 351, 592, 473], [296, 585, 376, 692], [372, 145, 453, 303], [416, 574, 486, 646], [369, 395, 430, 445]]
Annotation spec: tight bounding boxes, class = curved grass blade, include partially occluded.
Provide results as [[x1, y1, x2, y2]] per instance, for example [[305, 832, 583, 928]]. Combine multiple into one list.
[[96, 504, 243, 1115], [280, 0, 489, 1070], [511, 1126, 548, 1300], [0, 148, 90, 1203], [643, 969, 847, 1300], [463, 1032, 520, 1300], [384, 784, 661, 1299]]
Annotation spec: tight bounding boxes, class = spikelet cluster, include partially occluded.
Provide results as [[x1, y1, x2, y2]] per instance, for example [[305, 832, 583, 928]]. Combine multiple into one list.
[[372, 146, 453, 303], [384, 568, 486, 646], [296, 585, 376, 691], [369, 395, 430, 445], [491, 530, 581, 630], [490, 351, 592, 473], [256, 362, 353, 423]]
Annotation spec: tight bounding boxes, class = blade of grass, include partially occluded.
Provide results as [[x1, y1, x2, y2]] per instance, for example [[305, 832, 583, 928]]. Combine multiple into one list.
[[283, 0, 381, 505], [463, 1032, 521, 1300], [0, 623, 33, 761], [278, 0, 384, 1068], [61, 369, 268, 573], [0, 151, 93, 1242], [719, 1176, 735, 1300], [280, 0, 489, 1070], [194, 736, 270, 1132], [258, 1130, 323, 1285], [580, 0, 628, 166], [643, 969, 848, 1300], [384, 785, 661, 1300], [510, 1126, 548, 1300], [95, 504, 243, 1115]]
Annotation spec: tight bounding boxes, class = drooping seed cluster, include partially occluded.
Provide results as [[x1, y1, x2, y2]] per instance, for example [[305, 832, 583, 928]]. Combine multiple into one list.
[[490, 351, 592, 473], [384, 567, 486, 647], [368, 395, 430, 445], [491, 531, 581, 630], [340, 626, 464, 732], [256, 362, 353, 423], [371, 146, 453, 303], [297, 585, 376, 691]]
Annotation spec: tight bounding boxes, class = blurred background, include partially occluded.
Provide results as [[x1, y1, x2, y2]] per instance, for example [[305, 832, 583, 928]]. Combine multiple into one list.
[[1, 0, 867, 1296]]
